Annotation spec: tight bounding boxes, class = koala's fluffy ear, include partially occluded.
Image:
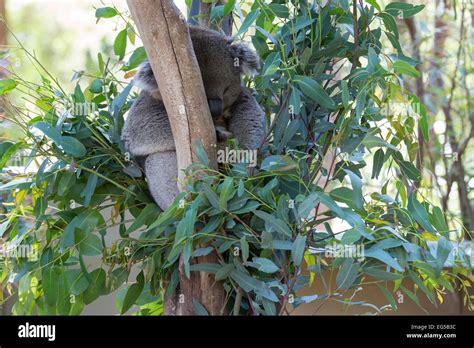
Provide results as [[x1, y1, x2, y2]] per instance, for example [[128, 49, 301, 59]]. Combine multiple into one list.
[[134, 61, 159, 93], [229, 43, 260, 77]]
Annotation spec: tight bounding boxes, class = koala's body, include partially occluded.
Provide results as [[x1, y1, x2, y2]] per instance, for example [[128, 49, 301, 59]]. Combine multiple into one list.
[[122, 26, 266, 210]]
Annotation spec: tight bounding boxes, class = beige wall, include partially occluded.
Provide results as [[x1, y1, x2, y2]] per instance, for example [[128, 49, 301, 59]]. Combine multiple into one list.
[[292, 269, 473, 315]]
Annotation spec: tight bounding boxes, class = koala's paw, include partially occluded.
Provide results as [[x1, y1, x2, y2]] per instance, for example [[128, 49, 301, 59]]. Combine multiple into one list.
[[216, 126, 234, 142]]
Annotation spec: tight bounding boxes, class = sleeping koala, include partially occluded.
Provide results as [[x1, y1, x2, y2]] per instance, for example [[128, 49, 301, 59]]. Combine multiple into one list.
[[122, 26, 266, 210]]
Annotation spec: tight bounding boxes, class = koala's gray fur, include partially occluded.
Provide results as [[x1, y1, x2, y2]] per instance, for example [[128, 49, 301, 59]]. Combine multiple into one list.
[[122, 26, 266, 210]]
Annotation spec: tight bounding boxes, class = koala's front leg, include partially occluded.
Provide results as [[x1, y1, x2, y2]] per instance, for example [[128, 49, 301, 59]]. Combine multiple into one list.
[[228, 89, 266, 150]]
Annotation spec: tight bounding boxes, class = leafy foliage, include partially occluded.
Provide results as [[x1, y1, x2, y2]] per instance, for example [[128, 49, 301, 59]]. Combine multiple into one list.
[[0, 0, 471, 316]]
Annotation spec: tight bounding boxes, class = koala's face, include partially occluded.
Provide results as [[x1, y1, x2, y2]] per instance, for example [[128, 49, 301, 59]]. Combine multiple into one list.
[[190, 27, 259, 120], [134, 26, 260, 121]]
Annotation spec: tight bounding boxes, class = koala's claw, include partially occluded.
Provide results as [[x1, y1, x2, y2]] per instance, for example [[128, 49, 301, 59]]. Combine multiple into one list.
[[216, 127, 234, 142]]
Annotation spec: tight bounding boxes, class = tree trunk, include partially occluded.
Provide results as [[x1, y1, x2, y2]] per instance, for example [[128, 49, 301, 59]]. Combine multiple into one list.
[[432, 0, 473, 233], [400, 2, 425, 176], [127, 0, 226, 315], [0, 0, 6, 46]]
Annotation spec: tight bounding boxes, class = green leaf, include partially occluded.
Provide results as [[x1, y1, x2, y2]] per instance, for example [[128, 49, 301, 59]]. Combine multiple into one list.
[[272, 240, 293, 250], [400, 285, 421, 306], [371, 149, 385, 179], [210, 5, 224, 19], [89, 79, 103, 93], [385, 3, 425, 18], [435, 236, 452, 271], [114, 29, 128, 60], [291, 234, 306, 266], [364, 248, 404, 272], [59, 136, 87, 158], [254, 210, 292, 237], [289, 87, 302, 114], [430, 206, 449, 236], [341, 80, 349, 109], [236, 9, 260, 37], [237, 179, 245, 197], [192, 300, 209, 315], [42, 267, 60, 306], [121, 272, 144, 314], [76, 231, 102, 256], [261, 155, 297, 172], [250, 258, 280, 273], [240, 236, 249, 263], [215, 264, 234, 281], [32, 121, 63, 145], [230, 270, 263, 292], [269, 4, 290, 18], [314, 192, 345, 218], [396, 180, 407, 206], [294, 75, 336, 110], [377, 12, 399, 38], [223, 0, 236, 16], [0, 141, 25, 170], [219, 177, 234, 210], [262, 299, 277, 315], [341, 229, 361, 244], [33, 122, 86, 157], [298, 194, 318, 218], [189, 263, 221, 274], [65, 269, 90, 295], [83, 268, 106, 304], [408, 270, 435, 303], [407, 193, 435, 233], [376, 283, 397, 310], [95, 7, 118, 18], [398, 160, 421, 182], [112, 83, 133, 111], [330, 187, 359, 210], [364, 267, 403, 281], [62, 210, 102, 248], [367, 47, 380, 73], [232, 200, 260, 214], [124, 46, 147, 71], [0, 79, 17, 95], [81, 174, 98, 207], [98, 52, 105, 73], [393, 60, 420, 78], [195, 139, 209, 165], [336, 258, 360, 289], [363, 135, 397, 151], [193, 247, 213, 257], [344, 169, 363, 210], [127, 203, 160, 235], [203, 183, 222, 211], [365, 0, 382, 11]]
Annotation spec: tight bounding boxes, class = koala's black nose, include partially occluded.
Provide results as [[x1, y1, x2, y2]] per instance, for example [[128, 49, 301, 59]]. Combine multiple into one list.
[[208, 98, 223, 119]]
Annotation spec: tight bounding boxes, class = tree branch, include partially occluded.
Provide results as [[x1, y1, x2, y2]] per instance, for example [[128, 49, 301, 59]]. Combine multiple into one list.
[[127, 0, 226, 315]]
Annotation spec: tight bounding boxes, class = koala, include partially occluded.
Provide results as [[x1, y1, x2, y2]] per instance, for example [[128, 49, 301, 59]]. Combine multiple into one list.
[[122, 26, 266, 210]]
